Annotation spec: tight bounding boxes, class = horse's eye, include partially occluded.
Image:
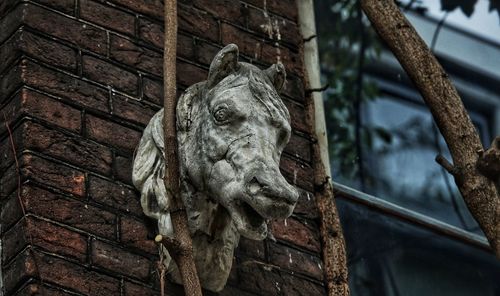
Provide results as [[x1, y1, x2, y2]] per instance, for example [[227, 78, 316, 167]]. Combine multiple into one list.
[[214, 107, 230, 123]]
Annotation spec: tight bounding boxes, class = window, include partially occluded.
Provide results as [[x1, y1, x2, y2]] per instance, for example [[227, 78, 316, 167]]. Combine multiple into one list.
[[314, 1, 500, 295]]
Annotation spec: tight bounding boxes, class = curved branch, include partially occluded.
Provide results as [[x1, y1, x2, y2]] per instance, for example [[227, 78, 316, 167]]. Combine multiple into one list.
[[361, 0, 500, 257]]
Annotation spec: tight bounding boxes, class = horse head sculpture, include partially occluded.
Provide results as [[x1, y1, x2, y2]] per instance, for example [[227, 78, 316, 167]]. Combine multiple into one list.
[[132, 44, 299, 292]]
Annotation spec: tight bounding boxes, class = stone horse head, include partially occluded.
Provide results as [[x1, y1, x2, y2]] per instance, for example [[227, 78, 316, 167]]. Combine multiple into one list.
[[132, 44, 299, 291]]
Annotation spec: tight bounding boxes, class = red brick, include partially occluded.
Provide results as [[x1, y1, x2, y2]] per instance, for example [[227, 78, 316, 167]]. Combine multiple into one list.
[[92, 239, 151, 280], [179, 4, 220, 43], [2, 218, 87, 264], [2, 250, 37, 294], [193, 40, 221, 66], [89, 175, 142, 215], [236, 263, 283, 295], [294, 189, 319, 219], [112, 92, 159, 126], [109, 35, 163, 76], [108, 0, 163, 19], [142, 77, 162, 105], [80, 0, 135, 35], [82, 55, 139, 95], [21, 60, 110, 112], [268, 242, 323, 280], [22, 121, 112, 175], [85, 115, 141, 153], [22, 154, 86, 196], [120, 217, 157, 254], [114, 154, 133, 184], [19, 89, 82, 132], [270, 217, 321, 253], [24, 4, 107, 54], [35, 252, 121, 295], [23, 185, 116, 239]]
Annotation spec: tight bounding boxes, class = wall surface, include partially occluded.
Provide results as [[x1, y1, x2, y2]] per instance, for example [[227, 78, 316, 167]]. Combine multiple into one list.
[[0, 0, 325, 295]]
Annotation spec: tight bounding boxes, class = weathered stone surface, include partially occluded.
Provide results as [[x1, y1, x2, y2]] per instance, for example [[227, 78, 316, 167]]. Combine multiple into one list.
[[132, 44, 299, 292]]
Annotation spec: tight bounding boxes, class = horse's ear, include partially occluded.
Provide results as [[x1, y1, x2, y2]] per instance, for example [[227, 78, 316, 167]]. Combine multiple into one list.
[[265, 62, 286, 92], [206, 44, 239, 89]]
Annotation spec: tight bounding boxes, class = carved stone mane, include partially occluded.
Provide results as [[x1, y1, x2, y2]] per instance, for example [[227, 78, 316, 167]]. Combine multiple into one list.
[[132, 44, 298, 292]]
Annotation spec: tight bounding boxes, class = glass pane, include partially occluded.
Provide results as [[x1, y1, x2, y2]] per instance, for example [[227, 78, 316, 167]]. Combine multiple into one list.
[[360, 95, 481, 231], [337, 197, 500, 296]]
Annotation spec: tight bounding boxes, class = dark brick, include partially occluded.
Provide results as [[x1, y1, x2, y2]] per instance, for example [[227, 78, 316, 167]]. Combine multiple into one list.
[[35, 0, 75, 15], [285, 134, 312, 163], [0, 4, 23, 46], [21, 60, 110, 112], [0, 61, 24, 103], [92, 239, 151, 280], [237, 237, 265, 260], [284, 99, 309, 133], [111, 92, 158, 126], [80, 0, 135, 35], [177, 60, 208, 87], [243, 0, 298, 22], [179, 4, 220, 43], [85, 115, 141, 153], [0, 0, 19, 19], [15, 30, 77, 71], [22, 154, 86, 196], [219, 286, 258, 296], [22, 121, 112, 175], [123, 282, 156, 296], [120, 217, 157, 254], [0, 190, 22, 230], [138, 18, 164, 48], [246, 6, 301, 46], [0, 163, 18, 199], [82, 55, 139, 95], [24, 4, 107, 54], [23, 185, 116, 239], [282, 74, 306, 103], [270, 217, 321, 253], [268, 242, 323, 280], [89, 175, 142, 215], [15, 283, 79, 296], [108, 0, 163, 19], [194, 40, 221, 66], [34, 252, 121, 295], [109, 35, 163, 76], [281, 273, 326, 296], [237, 263, 282, 295], [190, 0, 247, 27], [114, 154, 133, 184], [142, 77, 162, 105]]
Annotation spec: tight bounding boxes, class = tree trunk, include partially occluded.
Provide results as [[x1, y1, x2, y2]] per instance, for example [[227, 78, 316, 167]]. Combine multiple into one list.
[[161, 0, 203, 295], [361, 0, 500, 257]]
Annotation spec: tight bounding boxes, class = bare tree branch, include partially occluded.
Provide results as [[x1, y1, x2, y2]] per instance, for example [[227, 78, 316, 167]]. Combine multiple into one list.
[[162, 0, 203, 294], [361, 0, 500, 257]]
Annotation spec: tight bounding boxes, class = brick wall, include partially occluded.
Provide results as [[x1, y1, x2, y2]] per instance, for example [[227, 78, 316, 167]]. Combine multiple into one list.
[[0, 0, 325, 295]]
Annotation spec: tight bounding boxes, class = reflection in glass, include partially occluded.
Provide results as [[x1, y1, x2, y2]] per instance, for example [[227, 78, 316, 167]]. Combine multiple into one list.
[[337, 198, 500, 296]]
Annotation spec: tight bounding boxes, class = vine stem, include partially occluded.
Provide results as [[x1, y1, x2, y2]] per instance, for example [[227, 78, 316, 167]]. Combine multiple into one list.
[[162, 0, 203, 294]]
